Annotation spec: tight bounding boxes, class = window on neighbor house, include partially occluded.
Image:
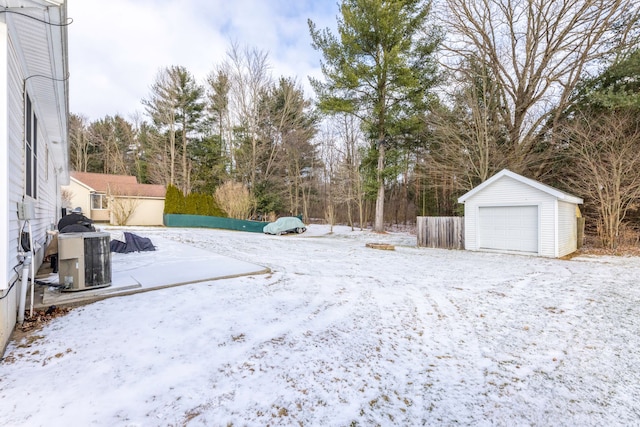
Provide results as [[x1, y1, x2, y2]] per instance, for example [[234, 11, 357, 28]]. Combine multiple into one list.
[[25, 94, 38, 199], [91, 193, 109, 210]]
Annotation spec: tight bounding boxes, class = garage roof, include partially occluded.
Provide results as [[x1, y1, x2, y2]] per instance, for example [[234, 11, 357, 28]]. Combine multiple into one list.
[[458, 169, 583, 204]]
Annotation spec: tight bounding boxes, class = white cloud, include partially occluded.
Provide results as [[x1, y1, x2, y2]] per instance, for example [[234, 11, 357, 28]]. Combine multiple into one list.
[[68, 0, 339, 121]]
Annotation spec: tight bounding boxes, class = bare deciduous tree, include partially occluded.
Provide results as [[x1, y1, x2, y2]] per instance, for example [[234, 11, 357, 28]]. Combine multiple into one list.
[[107, 184, 141, 226], [560, 112, 640, 249], [441, 0, 640, 176], [224, 42, 273, 189], [109, 196, 141, 226], [319, 115, 368, 230], [68, 113, 92, 172], [428, 60, 510, 192], [334, 115, 367, 229], [214, 181, 254, 219]]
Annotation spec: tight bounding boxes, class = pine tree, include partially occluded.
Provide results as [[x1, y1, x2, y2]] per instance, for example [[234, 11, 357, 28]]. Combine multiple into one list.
[[309, 0, 440, 231], [142, 66, 205, 194]]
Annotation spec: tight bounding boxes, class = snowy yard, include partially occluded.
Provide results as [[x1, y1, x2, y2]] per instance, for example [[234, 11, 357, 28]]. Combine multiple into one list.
[[1, 225, 639, 426]]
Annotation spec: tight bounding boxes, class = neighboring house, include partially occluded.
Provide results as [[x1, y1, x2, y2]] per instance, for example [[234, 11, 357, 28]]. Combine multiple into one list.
[[1, 2, 69, 354], [458, 169, 583, 258], [65, 172, 166, 226]]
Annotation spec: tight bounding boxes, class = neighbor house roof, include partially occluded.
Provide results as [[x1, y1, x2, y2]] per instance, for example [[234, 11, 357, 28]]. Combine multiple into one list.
[[70, 172, 166, 198], [111, 182, 166, 198], [457, 169, 583, 204]]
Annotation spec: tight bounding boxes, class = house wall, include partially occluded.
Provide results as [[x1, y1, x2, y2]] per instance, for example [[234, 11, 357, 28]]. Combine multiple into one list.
[[65, 179, 91, 216], [557, 201, 578, 257], [65, 180, 110, 222], [91, 208, 110, 223], [463, 176, 558, 257], [112, 197, 165, 226], [0, 20, 13, 355], [65, 180, 166, 226], [1, 24, 65, 354]]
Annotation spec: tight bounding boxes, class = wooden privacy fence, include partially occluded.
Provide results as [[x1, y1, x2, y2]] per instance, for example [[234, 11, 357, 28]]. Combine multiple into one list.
[[577, 217, 585, 249], [417, 216, 465, 249]]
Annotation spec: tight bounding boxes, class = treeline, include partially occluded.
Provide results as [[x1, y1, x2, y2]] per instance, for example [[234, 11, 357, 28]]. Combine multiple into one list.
[[69, 0, 640, 249]]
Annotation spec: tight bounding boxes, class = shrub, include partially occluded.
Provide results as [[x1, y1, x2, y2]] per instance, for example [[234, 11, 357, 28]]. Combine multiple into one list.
[[164, 184, 227, 217], [215, 181, 254, 219], [164, 184, 185, 214]]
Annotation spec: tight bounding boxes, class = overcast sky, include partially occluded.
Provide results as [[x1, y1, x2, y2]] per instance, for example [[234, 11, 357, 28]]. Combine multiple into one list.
[[67, 0, 339, 121]]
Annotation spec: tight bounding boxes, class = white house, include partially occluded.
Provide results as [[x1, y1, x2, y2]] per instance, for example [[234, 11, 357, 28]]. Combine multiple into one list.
[[0, 1, 69, 355], [458, 169, 583, 258]]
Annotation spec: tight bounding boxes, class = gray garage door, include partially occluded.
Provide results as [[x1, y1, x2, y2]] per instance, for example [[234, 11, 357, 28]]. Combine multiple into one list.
[[478, 206, 538, 253]]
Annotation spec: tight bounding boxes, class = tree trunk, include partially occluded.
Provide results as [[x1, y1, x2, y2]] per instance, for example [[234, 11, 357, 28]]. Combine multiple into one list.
[[169, 124, 176, 187], [374, 143, 386, 232], [182, 118, 188, 195]]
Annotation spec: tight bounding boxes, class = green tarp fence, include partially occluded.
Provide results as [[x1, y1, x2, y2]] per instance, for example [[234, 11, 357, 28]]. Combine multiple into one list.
[[163, 214, 266, 233]]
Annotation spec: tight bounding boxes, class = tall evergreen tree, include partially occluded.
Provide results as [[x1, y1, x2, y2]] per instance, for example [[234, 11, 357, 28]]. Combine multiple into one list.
[[309, 0, 441, 231], [142, 66, 205, 194], [266, 77, 319, 217], [571, 49, 640, 112], [206, 68, 232, 172], [87, 115, 133, 175]]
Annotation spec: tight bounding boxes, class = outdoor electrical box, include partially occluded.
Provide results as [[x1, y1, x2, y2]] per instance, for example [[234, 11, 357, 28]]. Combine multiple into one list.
[[17, 201, 35, 220], [58, 232, 112, 292]]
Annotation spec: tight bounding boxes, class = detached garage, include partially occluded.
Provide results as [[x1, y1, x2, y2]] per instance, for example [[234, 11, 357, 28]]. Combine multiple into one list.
[[458, 169, 583, 258]]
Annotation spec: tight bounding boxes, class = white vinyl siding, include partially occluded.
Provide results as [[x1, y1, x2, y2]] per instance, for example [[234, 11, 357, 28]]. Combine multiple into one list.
[[5, 28, 61, 285], [557, 201, 578, 257], [1, 0, 70, 358], [478, 206, 538, 253], [1, 22, 9, 295], [463, 176, 559, 257], [6, 30, 24, 287]]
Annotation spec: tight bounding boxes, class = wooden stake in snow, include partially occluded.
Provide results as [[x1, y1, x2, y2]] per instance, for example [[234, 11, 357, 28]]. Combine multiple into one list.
[[365, 243, 395, 251]]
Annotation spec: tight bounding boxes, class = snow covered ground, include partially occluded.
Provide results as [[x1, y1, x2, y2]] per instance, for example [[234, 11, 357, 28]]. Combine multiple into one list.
[[1, 225, 639, 426]]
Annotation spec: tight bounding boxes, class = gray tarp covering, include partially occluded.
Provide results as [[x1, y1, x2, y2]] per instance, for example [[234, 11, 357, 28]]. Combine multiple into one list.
[[110, 232, 156, 253]]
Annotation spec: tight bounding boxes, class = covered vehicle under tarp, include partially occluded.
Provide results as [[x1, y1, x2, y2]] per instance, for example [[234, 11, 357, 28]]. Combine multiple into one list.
[[110, 232, 156, 253], [263, 216, 307, 235]]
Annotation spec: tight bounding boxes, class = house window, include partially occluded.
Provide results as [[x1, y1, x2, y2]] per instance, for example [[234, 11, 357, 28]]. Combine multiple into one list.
[[25, 94, 38, 199], [91, 193, 109, 210]]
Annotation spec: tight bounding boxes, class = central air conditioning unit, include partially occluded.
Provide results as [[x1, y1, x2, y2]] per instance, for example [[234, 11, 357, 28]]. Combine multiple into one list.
[[58, 232, 112, 292]]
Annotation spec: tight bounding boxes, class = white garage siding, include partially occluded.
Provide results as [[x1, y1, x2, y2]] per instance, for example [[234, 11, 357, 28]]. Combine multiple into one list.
[[478, 206, 539, 253], [459, 170, 583, 258], [462, 175, 558, 257], [557, 201, 578, 257]]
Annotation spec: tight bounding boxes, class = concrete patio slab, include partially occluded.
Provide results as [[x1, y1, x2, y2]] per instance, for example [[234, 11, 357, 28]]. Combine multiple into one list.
[[31, 236, 269, 309]]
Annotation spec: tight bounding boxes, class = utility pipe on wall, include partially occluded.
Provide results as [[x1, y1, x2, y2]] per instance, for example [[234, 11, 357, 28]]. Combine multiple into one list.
[[17, 252, 32, 324]]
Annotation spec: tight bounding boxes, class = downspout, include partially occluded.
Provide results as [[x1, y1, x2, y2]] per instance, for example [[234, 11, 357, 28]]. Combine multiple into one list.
[[17, 252, 32, 324]]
